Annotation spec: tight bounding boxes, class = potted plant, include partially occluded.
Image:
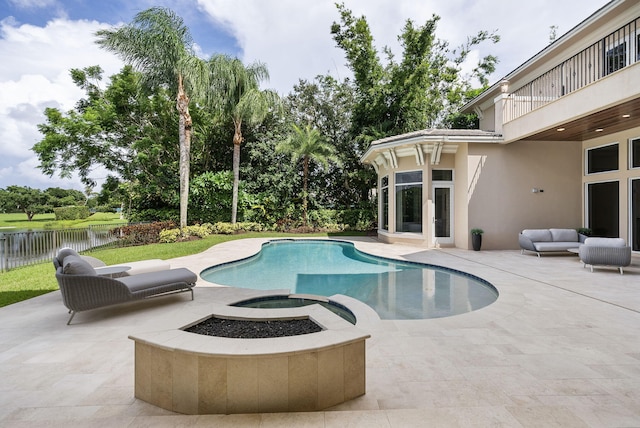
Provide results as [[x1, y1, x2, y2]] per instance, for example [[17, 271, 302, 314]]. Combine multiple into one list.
[[577, 227, 592, 237], [471, 228, 484, 251]]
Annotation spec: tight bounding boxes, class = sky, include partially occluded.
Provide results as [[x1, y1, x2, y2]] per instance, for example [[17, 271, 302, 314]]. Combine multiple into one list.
[[0, 0, 609, 192]]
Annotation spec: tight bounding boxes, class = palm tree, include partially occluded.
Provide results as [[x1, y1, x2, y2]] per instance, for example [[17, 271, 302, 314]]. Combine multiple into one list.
[[208, 55, 279, 224], [276, 124, 340, 226], [95, 7, 209, 229]]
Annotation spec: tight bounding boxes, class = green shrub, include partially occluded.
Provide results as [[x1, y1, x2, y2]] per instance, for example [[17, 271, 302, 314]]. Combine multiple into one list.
[[93, 205, 115, 213], [237, 222, 263, 232], [340, 208, 376, 231], [185, 224, 215, 238], [211, 222, 236, 235], [53, 206, 90, 220], [159, 223, 217, 243], [112, 221, 175, 245], [158, 228, 181, 243], [129, 208, 179, 223]]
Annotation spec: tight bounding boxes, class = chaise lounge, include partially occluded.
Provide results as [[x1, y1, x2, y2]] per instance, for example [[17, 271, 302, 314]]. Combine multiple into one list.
[[53, 249, 197, 325]]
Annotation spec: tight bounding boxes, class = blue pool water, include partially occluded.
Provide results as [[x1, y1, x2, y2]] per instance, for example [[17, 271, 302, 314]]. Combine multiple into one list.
[[201, 240, 498, 320]]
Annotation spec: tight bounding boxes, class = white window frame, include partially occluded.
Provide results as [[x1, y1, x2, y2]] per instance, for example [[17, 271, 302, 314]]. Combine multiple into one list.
[[380, 175, 389, 231], [395, 170, 423, 234]]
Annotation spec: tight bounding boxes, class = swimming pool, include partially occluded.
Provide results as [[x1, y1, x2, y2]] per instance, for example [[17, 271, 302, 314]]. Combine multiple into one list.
[[201, 240, 498, 320]]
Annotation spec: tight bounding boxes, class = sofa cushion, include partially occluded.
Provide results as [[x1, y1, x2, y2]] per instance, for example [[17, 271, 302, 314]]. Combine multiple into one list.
[[521, 229, 553, 242], [550, 228, 578, 242], [63, 255, 97, 276], [533, 242, 580, 252], [584, 237, 626, 247]]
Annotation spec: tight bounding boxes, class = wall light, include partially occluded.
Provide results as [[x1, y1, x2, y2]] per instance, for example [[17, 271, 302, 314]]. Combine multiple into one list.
[[557, 127, 565, 132], [499, 79, 510, 94], [595, 128, 604, 132]]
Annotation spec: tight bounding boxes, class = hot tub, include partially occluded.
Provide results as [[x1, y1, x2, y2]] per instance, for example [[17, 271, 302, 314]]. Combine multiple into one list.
[[129, 302, 370, 414]]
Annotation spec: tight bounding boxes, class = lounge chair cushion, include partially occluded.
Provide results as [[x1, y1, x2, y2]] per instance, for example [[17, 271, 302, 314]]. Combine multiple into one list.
[[55, 248, 80, 268], [118, 268, 198, 293], [63, 255, 97, 276], [80, 255, 107, 268]]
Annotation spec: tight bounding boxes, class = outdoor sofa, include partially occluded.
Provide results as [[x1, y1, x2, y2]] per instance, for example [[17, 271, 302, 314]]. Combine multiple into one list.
[[578, 237, 631, 274], [53, 249, 197, 325], [519, 228, 587, 256]]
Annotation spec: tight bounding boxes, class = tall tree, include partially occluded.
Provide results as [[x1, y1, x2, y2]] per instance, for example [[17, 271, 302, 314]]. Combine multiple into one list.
[[283, 76, 374, 208], [331, 3, 499, 141], [34, 65, 182, 221], [95, 7, 209, 228], [208, 55, 279, 223], [276, 124, 340, 226]]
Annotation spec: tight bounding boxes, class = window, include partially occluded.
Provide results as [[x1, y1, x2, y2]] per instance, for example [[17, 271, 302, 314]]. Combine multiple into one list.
[[606, 41, 627, 74], [380, 176, 389, 231], [395, 171, 422, 233], [586, 143, 618, 174], [630, 138, 640, 169], [432, 169, 453, 182]]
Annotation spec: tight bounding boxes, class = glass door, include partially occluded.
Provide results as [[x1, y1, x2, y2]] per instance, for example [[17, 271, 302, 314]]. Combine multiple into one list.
[[432, 184, 453, 245], [587, 181, 619, 237], [631, 178, 640, 251]]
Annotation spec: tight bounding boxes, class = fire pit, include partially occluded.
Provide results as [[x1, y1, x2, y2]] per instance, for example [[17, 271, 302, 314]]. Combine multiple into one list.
[[129, 302, 370, 414]]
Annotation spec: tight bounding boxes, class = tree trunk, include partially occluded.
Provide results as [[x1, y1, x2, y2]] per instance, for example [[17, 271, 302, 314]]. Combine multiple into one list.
[[302, 156, 309, 226], [231, 119, 243, 224], [177, 74, 192, 230]]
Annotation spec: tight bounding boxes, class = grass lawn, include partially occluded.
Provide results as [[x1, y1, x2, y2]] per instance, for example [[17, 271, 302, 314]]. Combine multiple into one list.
[[0, 212, 126, 231], [0, 231, 366, 308]]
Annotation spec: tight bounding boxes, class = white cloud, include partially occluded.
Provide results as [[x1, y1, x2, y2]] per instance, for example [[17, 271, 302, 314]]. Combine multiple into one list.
[[196, 0, 606, 94], [0, 0, 609, 191], [7, 0, 57, 9], [0, 17, 123, 190]]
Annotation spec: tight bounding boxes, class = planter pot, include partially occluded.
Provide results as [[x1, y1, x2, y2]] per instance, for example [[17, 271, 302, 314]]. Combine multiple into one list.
[[471, 234, 482, 251]]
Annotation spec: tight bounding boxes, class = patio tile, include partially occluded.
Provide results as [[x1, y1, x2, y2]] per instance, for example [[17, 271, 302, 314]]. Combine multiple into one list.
[[1, 238, 640, 426]]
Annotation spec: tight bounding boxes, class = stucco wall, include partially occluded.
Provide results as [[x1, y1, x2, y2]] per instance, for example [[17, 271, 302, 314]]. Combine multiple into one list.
[[466, 140, 582, 250]]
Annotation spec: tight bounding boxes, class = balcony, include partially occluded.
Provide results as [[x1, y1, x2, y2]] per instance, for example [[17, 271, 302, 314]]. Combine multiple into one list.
[[504, 17, 640, 124]]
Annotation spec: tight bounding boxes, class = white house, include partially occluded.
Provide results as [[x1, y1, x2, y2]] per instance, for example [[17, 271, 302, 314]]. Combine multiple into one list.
[[361, 0, 640, 250]]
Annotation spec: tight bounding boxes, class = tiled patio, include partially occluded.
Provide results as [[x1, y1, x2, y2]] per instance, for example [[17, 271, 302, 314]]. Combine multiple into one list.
[[1, 237, 640, 427]]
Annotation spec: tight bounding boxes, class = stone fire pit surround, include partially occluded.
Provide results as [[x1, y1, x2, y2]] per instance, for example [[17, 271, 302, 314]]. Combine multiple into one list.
[[129, 301, 370, 414]]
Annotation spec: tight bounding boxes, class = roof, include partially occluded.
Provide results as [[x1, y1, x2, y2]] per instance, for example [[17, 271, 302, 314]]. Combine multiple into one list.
[[361, 128, 503, 164], [369, 129, 502, 146]]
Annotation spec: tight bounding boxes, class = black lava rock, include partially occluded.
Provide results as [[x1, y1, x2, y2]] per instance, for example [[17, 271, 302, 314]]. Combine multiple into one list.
[[185, 317, 322, 338]]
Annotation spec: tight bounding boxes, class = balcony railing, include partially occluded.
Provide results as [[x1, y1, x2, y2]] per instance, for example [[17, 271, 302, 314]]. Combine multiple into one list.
[[504, 17, 639, 123]]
